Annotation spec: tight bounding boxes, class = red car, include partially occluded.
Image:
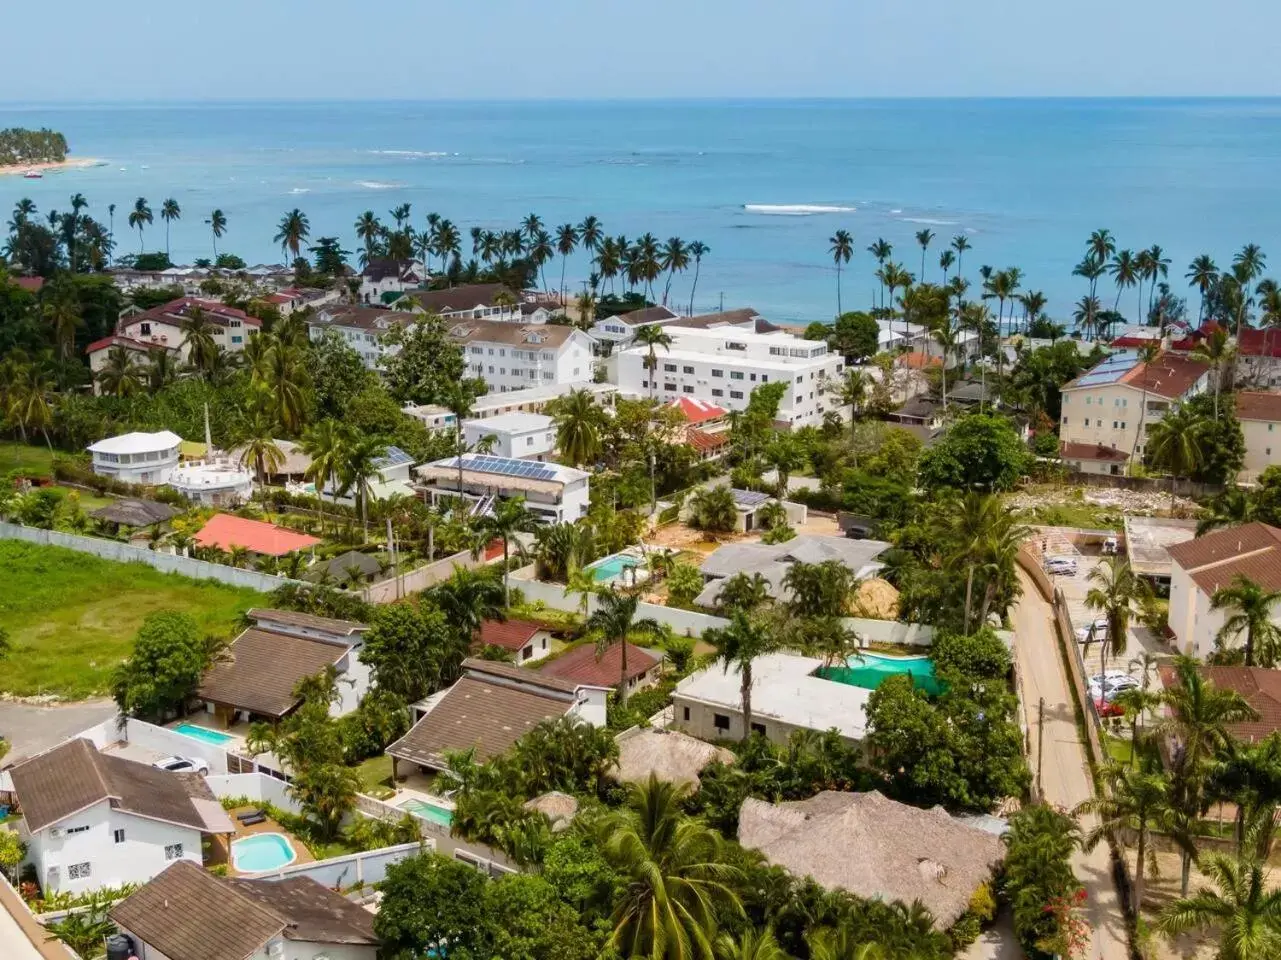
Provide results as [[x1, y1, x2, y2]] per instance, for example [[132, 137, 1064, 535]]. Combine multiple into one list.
[[1094, 698, 1124, 718]]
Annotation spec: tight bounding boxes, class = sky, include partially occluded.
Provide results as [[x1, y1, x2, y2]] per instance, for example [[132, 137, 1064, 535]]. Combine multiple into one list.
[[5, 0, 1281, 101]]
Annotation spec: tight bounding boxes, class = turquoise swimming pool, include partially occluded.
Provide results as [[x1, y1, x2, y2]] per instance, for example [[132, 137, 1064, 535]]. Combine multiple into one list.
[[399, 797, 453, 828], [231, 833, 297, 872], [174, 723, 233, 746], [822, 653, 943, 697], [589, 554, 639, 582]]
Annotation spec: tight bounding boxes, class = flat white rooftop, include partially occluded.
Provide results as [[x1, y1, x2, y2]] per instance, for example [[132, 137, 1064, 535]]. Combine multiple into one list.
[[87, 430, 183, 455], [674, 652, 871, 740], [464, 412, 554, 434]]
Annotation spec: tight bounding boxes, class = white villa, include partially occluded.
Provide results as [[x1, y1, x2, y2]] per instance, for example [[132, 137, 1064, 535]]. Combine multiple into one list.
[[463, 412, 557, 461], [453, 319, 597, 394], [168, 456, 255, 506], [414, 453, 590, 522], [87, 431, 182, 486]]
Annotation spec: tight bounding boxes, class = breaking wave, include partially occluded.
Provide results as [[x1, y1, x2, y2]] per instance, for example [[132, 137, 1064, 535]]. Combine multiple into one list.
[[743, 204, 856, 216], [897, 216, 958, 226], [356, 180, 402, 190]]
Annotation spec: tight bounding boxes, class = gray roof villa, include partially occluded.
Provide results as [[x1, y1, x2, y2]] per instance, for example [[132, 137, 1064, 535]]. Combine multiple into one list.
[[695, 535, 890, 607]]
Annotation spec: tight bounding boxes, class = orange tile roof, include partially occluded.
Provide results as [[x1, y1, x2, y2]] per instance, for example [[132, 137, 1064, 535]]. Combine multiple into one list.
[[1158, 665, 1281, 743], [1059, 441, 1129, 462], [1167, 522, 1281, 593], [194, 513, 321, 557], [1236, 392, 1281, 423], [668, 396, 728, 426], [477, 619, 545, 652], [1117, 354, 1207, 400], [897, 351, 942, 370], [538, 642, 660, 688]]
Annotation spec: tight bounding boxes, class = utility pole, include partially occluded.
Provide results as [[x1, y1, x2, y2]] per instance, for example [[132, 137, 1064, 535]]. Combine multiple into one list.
[[386, 517, 398, 600], [1037, 697, 1045, 800]]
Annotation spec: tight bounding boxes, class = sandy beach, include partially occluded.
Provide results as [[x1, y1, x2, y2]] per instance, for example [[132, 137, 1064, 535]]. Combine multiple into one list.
[[0, 157, 103, 178]]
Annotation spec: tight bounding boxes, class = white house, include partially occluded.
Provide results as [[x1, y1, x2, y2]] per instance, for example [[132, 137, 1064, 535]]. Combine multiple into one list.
[[168, 456, 255, 506], [85, 335, 180, 394], [453, 319, 597, 394], [1166, 522, 1281, 659], [320, 445, 418, 503], [617, 324, 844, 427], [476, 618, 555, 663], [1058, 351, 1210, 474], [113, 298, 261, 363], [357, 257, 426, 304], [403, 282, 522, 322], [110, 859, 378, 960], [463, 412, 557, 460], [10, 739, 234, 896], [414, 452, 590, 522], [1236, 392, 1281, 481], [305, 304, 414, 370], [87, 431, 183, 485], [589, 305, 682, 353]]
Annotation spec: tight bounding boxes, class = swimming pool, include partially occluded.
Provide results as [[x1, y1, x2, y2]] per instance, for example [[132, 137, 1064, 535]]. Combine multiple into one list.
[[822, 653, 943, 697], [231, 833, 297, 872], [174, 723, 234, 746], [399, 797, 453, 828], [589, 554, 640, 583]]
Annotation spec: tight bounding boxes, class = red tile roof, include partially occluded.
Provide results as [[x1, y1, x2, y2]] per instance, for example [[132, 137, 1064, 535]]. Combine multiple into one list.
[[1236, 391, 1281, 423], [1167, 522, 1281, 593], [897, 351, 942, 370], [1117, 353, 1208, 400], [688, 428, 730, 453], [12, 276, 44, 293], [125, 297, 260, 330], [477, 619, 544, 652], [1059, 442, 1129, 462], [668, 397, 728, 426], [538, 642, 660, 688], [194, 513, 320, 557], [1158, 665, 1281, 743], [1170, 323, 1281, 360], [86, 334, 171, 355]]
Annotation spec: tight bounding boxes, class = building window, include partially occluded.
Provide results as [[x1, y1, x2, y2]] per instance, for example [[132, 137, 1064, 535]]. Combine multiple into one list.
[[1120, 422, 1126, 429], [140, 322, 151, 335], [113, 829, 126, 844], [1271, 424, 1276, 433], [711, 388, 724, 397], [751, 722, 767, 736], [664, 363, 677, 372], [683, 385, 695, 394], [761, 375, 769, 382], [67, 862, 92, 880], [1112, 421, 1118, 429], [527, 436, 534, 446], [711, 369, 724, 378], [713, 713, 730, 731], [730, 390, 744, 400], [683, 365, 694, 374], [750, 373, 758, 382], [795, 376, 803, 384], [66, 825, 91, 835], [664, 383, 677, 392], [165, 843, 184, 861], [730, 371, 744, 380]]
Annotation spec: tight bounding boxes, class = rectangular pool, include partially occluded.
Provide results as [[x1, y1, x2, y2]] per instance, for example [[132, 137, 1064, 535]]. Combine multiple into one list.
[[821, 653, 944, 697], [590, 554, 639, 582], [174, 723, 234, 746], [399, 797, 453, 828]]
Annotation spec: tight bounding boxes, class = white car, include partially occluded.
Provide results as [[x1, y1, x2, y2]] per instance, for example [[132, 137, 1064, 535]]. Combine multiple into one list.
[[1088, 676, 1141, 702], [1045, 557, 1078, 576], [1075, 618, 1110, 643], [152, 755, 209, 776], [1089, 670, 1131, 688]]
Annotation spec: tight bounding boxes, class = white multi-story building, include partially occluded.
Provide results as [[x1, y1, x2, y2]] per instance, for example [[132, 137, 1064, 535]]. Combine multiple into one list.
[[453, 319, 597, 394], [1058, 351, 1210, 475], [1236, 392, 1281, 481], [403, 282, 523, 321], [306, 305, 412, 370], [87, 431, 183, 485], [616, 325, 843, 427], [111, 298, 261, 363], [463, 412, 557, 460], [414, 453, 590, 522]]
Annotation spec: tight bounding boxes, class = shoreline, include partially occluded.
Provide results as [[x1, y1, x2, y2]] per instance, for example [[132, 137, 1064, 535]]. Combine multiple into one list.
[[0, 157, 104, 178]]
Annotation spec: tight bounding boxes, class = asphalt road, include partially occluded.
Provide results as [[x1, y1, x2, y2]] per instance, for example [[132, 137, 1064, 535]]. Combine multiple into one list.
[[0, 699, 116, 766]]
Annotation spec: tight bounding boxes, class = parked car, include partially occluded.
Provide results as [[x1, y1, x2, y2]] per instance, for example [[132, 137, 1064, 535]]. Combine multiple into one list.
[[1094, 697, 1125, 718], [152, 755, 209, 776], [1075, 617, 1110, 643], [1089, 670, 1132, 688], [1045, 556, 1078, 576], [1088, 676, 1141, 702]]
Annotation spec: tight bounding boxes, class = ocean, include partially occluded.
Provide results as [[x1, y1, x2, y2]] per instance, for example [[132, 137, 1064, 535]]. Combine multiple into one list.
[[2, 98, 1280, 325]]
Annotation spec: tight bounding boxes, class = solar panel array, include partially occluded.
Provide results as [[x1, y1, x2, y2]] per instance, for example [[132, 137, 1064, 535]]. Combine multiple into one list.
[[452, 454, 562, 483], [1073, 350, 1140, 388], [731, 488, 771, 507], [373, 445, 414, 469]]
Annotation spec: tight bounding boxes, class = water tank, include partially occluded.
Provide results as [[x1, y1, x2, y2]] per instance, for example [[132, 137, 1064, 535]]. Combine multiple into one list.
[[105, 932, 135, 960]]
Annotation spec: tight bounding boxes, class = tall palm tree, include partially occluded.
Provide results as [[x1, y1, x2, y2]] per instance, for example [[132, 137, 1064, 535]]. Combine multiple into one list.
[[1211, 575, 1281, 668], [1085, 556, 1139, 681], [1077, 762, 1171, 914], [235, 411, 286, 496], [300, 419, 348, 534], [339, 434, 387, 536], [476, 496, 539, 608], [1209, 734, 1281, 859], [837, 369, 867, 433], [938, 249, 956, 284], [950, 234, 971, 279], [597, 775, 743, 959], [127, 197, 152, 253], [96, 346, 146, 397], [354, 210, 381, 264], [1109, 249, 1139, 314], [430, 567, 505, 662], [1126, 342, 1162, 467], [160, 198, 180, 259], [686, 240, 708, 316], [1187, 254, 1220, 322], [1147, 403, 1209, 506], [529, 229, 554, 293], [721, 927, 790, 960], [578, 215, 603, 265], [585, 589, 662, 704], [634, 324, 674, 400], [1147, 244, 1171, 315], [555, 223, 579, 304], [107, 202, 116, 260], [867, 238, 892, 311], [274, 208, 311, 264], [1088, 228, 1117, 280], [42, 289, 82, 361], [1158, 854, 1281, 960], [208, 208, 227, 259], [829, 230, 853, 317], [256, 341, 312, 435], [932, 312, 961, 408], [443, 383, 475, 503], [661, 237, 689, 308], [178, 306, 219, 375], [703, 613, 778, 741], [550, 387, 603, 467], [915, 228, 934, 280]]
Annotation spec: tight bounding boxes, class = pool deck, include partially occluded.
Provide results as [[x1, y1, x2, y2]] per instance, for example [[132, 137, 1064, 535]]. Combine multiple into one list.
[[210, 806, 316, 876]]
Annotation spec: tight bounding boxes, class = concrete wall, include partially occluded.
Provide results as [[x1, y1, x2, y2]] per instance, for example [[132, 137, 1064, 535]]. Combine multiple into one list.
[[672, 697, 832, 747], [354, 793, 516, 874], [360, 550, 482, 603], [75, 717, 287, 780], [240, 839, 430, 888], [206, 772, 301, 814], [0, 522, 294, 593]]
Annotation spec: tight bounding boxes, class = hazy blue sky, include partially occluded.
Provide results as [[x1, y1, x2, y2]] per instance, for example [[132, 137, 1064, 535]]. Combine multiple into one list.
[[7, 0, 1281, 101]]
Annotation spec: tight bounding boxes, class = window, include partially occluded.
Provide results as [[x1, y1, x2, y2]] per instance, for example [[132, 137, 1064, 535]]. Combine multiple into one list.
[[1120, 422, 1126, 429], [522, 646, 532, 661], [231, 336, 243, 345], [730, 390, 744, 400], [664, 363, 677, 373], [711, 369, 724, 378], [1112, 421, 1118, 429], [683, 365, 694, 374], [750, 373, 758, 382], [665, 383, 677, 392], [67, 862, 92, 880], [1062, 417, 1068, 425], [730, 371, 744, 380], [795, 376, 803, 384], [761, 375, 769, 382], [683, 706, 690, 722], [164, 843, 184, 861], [683, 385, 695, 394], [713, 714, 730, 731], [527, 436, 534, 446], [1271, 424, 1276, 433], [751, 722, 767, 736], [66, 825, 91, 835], [711, 388, 724, 398], [140, 322, 151, 335], [1086, 397, 1092, 405], [113, 829, 126, 844]]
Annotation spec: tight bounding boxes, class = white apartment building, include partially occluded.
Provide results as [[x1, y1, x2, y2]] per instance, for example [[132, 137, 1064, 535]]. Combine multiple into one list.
[[87, 431, 183, 485], [306, 304, 412, 370], [463, 412, 557, 460], [589, 305, 681, 352], [112, 298, 261, 364], [453, 319, 597, 394], [616, 325, 843, 427], [1236, 392, 1281, 481], [403, 282, 524, 321], [1058, 351, 1210, 474]]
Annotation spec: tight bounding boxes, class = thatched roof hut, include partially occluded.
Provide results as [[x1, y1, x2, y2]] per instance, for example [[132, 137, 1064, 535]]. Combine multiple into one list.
[[90, 498, 180, 528], [614, 729, 734, 788], [523, 791, 579, 831]]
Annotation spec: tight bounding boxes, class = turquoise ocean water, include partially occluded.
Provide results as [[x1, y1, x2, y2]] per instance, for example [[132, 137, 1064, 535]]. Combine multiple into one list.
[[2, 99, 1279, 324]]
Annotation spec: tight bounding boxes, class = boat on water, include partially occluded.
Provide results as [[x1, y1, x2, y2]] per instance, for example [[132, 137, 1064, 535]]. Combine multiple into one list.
[[22, 170, 42, 179]]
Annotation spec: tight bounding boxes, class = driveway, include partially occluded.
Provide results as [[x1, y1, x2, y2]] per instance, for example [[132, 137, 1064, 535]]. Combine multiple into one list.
[[1011, 570, 1129, 960], [0, 699, 116, 766]]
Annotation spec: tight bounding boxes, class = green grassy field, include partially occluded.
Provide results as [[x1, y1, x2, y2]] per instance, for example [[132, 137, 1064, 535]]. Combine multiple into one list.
[[0, 541, 262, 699], [0, 441, 56, 479]]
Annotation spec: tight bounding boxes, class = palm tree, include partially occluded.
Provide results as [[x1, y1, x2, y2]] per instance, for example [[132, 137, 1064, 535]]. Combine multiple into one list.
[[274, 208, 310, 264], [127, 197, 152, 253], [1147, 244, 1171, 314], [1234, 244, 1268, 325], [1109, 249, 1139, 314], [178, 306, 219, 375], [829, 230, 853, 317], [721, 927, 790, 960], [1085, 555, 1139, 681], [529, 229, 554, 293], [686, 240, 708, 315], [300, 418, 348, 534], [555, 223, 579, 304], [1147, 403, 1208, 506], [1209, 734, 1281, 859], [938, 249, 956, 283], [867, 238, 892, 311], [1077, 762, 1171, 914], [932, 312, 961, 408], [915, 228, 934, 279], [634, 324, 674, 400], [160, 198, 180, 259], [443, 383, 475, 503], [951, 234, 971, 279], [430, 567, 505, 661], [476, 496, 539, 608], [1088, 228, 1117, 282], [42, 289, 82, 361], [550, 387, 603, 467], [1211, 575, 1281, 667], [1187, 254, 1220, 322], [1126, 342, 1162, 467], [597, 775, 743, 959], [1158, 854, 1281, 960], [661, 237, 689, 307], [585, 588, 662, 704], [578, 214, 603, 264], [339, 434, 387, 536], [704, 613, 778, 741], [235, 412, 285, 496], [209, 208, 227, 259], [96, 346, 146, 398], [354, 210, 381, 265], [837, 369, 867, 433]]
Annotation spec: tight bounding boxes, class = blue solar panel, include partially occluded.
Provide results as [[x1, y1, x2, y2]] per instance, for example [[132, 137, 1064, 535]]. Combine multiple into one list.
[[455, 454, 560, 483], [373, 445, 414, 469]]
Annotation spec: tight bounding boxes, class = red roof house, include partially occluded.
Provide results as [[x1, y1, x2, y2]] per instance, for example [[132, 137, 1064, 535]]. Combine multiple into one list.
[[667, 397, 729, 427], [194, 514, 321, 557], [476, 619, 553, 663], [11, 276, 44, 293], [539, 642, 662, 693]]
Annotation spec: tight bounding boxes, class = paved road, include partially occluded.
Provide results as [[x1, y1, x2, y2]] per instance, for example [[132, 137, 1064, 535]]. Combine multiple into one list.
[[0, 699, 116, 766], [1012, 570, 1129, 960]]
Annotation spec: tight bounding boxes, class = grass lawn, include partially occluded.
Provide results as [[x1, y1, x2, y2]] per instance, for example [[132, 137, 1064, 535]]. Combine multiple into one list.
[[355, 754, 395, 798], [47, 485, 117, 511], [1019, 501, 1123, 531], [0, 441, 56, 479], [0, 541, 262, 699]]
